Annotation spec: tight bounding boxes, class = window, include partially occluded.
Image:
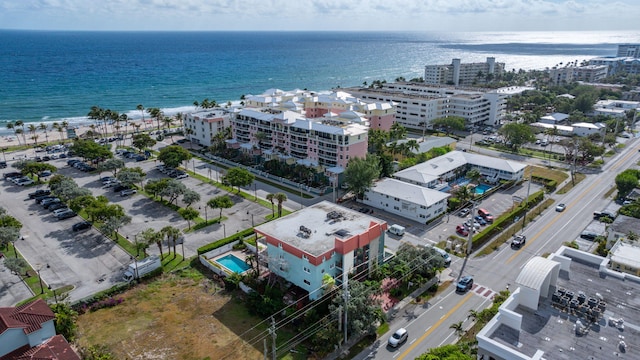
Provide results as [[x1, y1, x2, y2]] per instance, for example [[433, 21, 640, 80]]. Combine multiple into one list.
[[302, 254, 308, 261], [304, 279, 311, 286], [278, 243, 283, 249], [303, 266, 310, 273]]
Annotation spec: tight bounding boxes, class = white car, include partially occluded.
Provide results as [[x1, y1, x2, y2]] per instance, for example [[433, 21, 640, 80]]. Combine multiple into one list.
[[388, 328, 408, 348], [176, 173, 188, 179], [15, 178, 34, 186], [120, 189, 137, 196]]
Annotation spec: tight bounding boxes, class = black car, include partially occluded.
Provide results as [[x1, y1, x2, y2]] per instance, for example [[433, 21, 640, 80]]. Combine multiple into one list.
[[72, 221, 92, 231], [511, 235, 526, 249], [113, 185, 129, 193], [456, 276, 474, 293], [580, 231, 598, 241], [36, 196, 57, 204], [3, 172, 22, 179], [47, 203, 68, 212], [28, 189, 51, 199], [0, 161, 6, 169]]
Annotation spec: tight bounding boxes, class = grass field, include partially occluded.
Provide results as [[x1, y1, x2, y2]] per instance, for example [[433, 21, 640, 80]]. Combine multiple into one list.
[[75, 270, 264, 360]]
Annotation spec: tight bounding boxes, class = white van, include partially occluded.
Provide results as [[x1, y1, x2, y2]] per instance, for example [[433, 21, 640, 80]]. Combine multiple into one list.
[[432, 247, 451, 267], [388, 224, 405, 236]]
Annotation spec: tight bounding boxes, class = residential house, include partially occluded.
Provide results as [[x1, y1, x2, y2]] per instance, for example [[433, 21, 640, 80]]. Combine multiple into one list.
[[0, 299, 79, 360], [361, 178, 450, 224]]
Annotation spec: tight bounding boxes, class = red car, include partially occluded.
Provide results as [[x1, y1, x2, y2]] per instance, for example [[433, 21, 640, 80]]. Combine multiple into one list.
[[456, 225, 469, 236]]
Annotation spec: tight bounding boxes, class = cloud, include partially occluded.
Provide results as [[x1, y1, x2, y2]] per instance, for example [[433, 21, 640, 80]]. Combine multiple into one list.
[[0, 0, 638, 31]]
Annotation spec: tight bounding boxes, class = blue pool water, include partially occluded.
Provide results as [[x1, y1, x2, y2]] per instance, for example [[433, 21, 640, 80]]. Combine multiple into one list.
[[475, 184, 493, 195], [216, 254, 250, 273]]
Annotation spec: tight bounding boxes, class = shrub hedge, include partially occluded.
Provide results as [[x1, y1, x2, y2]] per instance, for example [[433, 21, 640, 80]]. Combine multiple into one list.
[[197, 228, 256, 255]]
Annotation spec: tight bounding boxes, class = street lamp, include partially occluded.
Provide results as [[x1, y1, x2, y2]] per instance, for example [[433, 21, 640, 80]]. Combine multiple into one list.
[[36, 267, 44, 294], [200, 206, 208, 223], [130, 256, 139, 282], [254, 182, 257, 201], [222, 223, 226, 238]]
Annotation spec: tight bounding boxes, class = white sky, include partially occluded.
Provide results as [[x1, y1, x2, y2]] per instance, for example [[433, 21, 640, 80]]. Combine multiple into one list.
[[0, 0, 639, 31]]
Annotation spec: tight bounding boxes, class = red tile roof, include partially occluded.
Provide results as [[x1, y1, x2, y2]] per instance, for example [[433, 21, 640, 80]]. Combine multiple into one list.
[[0, 335, 80, 360], [0, 299, 55, 335]]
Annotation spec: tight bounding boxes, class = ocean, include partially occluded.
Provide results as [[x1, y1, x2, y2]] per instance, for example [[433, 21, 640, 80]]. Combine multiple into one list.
[[1, 30, 639, 132]]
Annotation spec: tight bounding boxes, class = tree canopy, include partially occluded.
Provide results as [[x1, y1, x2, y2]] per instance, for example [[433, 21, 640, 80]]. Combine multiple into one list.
[[70, 139, 112, 162], [432, 116, 466, 134], [498, 123, 535, 150], [157, 145, 192, 169], [615, 169, 640, 200], [131, 133, 157, 153], [224, 167, 255, 192], [344, 154, 381, 199]]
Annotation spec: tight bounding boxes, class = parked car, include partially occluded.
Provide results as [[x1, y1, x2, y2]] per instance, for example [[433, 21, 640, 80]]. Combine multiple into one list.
[[456, 225, 469, 236], [477, 208, 494, 223], [35, 196, 56, 204], [113, 185, 129, 193], [55, 209, 77, 220], [456, 276, 474, 293], [388, 328, 408, 348], [39, 170, 52, 177], [458, 208, 470, 217], [555, 203, 566, 212], [52, 207, 71, 216], [72, 221, 92, 232], [176, 173, 188, 179], [120, 189, 137, 196], [43, 200, 64, 209], [580, 231, 598, 241], [41, 198, 61, 207], [511, 234, 526, 249], [28, 189, 51, 199], [474, 215, 487, 225], [48, 203, 68, 212]]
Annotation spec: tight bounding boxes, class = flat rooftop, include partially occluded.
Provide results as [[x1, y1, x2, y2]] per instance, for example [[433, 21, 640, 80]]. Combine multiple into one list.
[[489, 258, 640, 359], [254, 201, 386, 257]]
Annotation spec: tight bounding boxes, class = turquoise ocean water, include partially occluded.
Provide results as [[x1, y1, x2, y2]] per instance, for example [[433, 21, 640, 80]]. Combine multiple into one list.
[[1, 30, 639, 132]]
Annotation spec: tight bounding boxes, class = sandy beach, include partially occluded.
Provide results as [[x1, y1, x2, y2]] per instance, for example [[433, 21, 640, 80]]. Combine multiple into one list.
[[0, 118, 162, 151]]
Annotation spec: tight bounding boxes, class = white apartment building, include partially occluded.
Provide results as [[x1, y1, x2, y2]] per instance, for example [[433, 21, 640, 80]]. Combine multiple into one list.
[[347, 82, 509, 130], [183, 109, 232, 147], [589, 56, 640, 76], [424, 57, 505, 86], [617, 44, 640, 58], [361, 178, 450, 224], [548, 65, 608, 85]]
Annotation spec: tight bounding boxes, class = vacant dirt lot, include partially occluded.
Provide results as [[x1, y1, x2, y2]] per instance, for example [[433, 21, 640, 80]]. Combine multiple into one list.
[[75, 270, 264, 360]]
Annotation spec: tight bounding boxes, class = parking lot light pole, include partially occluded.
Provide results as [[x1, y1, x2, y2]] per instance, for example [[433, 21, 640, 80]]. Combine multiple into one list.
[[36, 267, 44, 294]]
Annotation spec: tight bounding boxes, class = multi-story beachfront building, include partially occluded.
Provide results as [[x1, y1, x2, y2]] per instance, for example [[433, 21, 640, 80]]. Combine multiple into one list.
[[347, 82, 510, 130], [183, 109, 232, 147], [244, 89, 396, 131], [230, 108, 369, 170], [254, 201, 386, 300], [617, 44, 640, 58], [548, 65, 608, 85], [589, 56, 640, 76], [424, 57, 505, 86]]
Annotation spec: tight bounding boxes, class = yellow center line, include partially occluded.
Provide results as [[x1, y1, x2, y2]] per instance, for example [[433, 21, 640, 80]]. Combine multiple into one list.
[[397, 292, 473, 360], [506, 147, 639, 264]]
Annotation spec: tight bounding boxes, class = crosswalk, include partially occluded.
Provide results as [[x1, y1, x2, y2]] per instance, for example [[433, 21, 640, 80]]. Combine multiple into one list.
[[470, 283, 498, 299]]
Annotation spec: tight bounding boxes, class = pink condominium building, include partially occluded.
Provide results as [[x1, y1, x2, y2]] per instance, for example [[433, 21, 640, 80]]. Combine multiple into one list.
[[229, 89, 395, 170]]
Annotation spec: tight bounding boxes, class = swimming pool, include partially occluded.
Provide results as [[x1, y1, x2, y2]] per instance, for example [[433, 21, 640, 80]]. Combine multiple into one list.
[[475, 184, 493, 195], [216, 254, 250, 273]]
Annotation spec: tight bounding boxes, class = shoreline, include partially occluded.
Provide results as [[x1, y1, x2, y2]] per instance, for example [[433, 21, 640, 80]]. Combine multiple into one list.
[[0, 119, 161, 152]]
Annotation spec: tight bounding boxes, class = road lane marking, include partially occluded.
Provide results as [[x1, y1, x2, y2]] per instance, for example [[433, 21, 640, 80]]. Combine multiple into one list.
[[506, 174, 604, 264], [396, 292, 473, 360]]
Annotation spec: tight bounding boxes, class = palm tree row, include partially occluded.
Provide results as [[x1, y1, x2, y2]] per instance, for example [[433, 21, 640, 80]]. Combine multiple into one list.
[[87, 106, 130, 145], [5, 120, 70, 146]]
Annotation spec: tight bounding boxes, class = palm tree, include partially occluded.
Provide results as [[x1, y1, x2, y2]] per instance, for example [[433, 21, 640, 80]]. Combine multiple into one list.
[[161, 226, 182, 260], [39, 123, 49, 144], [61, 121, 69, 140], [449, 321, 464, 336], [162, 116, 173, 130], [406, 139, 419, 154], [6, 122, 19, 145], [175, 112, 184, 130], [147, 107, 163, 131], [274, 192, 287, 217], [266, 193, 275, 217], [28, 124, 37, 146], [245, 253, 260, 278], [136, 104, 145, 129], [15, 120, 26, 145], [468, 309, 479, 320]]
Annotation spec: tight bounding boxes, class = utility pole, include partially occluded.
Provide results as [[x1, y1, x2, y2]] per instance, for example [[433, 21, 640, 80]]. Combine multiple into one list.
[[343, 277, 349, 346], [521, 175, 532, 232], [270, 317, 277, 360], [466, 201, 477, 256], [263, 339, 267, 360]]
